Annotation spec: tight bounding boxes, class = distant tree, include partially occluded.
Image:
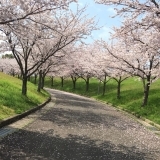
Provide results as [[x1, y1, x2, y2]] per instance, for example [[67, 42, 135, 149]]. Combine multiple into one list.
[[2, 53, 14, 59], [0, 58, 20, 76], [37, 53, 64, 92], [72, 44, 96, 92]]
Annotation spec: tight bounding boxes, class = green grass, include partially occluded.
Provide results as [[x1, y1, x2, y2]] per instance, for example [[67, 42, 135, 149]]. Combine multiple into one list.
[[0, 72, 50, 120], [44, 77, 160, 125]]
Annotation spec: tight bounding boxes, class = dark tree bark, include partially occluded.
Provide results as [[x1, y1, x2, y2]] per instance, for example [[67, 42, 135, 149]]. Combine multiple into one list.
[[86, 77, 90, 92], [102, 74, 107, 96], [141, 75, 150, 106], [97, 80, 101, 95], [80, 75, 90, 92], [71, 75, 78, 90], [51, 76, 54, 87], [34, 74, 37, 84], [102, 82, 106, 96], [117, 80, 121, 99], [112, 76, 129, 99], [37, 70, 42, 92], [61, 77, 64, 88], [22, 75, 28, 95], [41, 74, 45, 89]]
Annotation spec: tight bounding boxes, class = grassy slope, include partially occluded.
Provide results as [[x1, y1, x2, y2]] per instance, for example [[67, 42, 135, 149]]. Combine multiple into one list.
[[44, 77, 160, 125], [0, 72, 50, 120]]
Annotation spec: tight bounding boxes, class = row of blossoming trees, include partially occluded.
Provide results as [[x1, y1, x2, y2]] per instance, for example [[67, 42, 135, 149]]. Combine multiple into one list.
[[1, 0, 160, 107], [95, 0, 160, 106], [0, 0, 98, 95]]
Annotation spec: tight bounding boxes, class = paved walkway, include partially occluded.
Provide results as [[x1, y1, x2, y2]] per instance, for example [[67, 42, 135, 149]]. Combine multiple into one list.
[[0, 89, 160, 160]]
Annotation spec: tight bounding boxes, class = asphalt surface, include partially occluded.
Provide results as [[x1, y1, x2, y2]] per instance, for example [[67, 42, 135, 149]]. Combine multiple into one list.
[[0, 88, 160, 160]]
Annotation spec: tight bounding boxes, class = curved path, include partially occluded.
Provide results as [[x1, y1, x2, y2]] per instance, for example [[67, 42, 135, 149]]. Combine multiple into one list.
[[0, 89, 160, 160]]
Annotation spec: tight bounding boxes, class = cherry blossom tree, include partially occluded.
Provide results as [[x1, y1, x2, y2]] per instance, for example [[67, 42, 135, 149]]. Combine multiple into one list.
[[107, 61, 130, 99], [69, 44, 96, 92], [99, 26, 160, 106], [0, 0, 78, 79], [91, 42, 130, 97], [0, 0, 77, 25], [1, 5, 97, 95], [0, 57, 20, 76], [95, 0, 160, 106], [90, 43, 112, 95], [46, 59, 67, 88], [37, 53, 65, 92], [95, 0, 160, 28], [40, 44, 75, 88], [61, 44, 82, 90]]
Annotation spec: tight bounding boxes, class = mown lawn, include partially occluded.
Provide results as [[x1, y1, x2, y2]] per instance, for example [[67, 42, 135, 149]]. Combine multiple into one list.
[[44, 76, 160, 125], [0, 72, 50, 120]]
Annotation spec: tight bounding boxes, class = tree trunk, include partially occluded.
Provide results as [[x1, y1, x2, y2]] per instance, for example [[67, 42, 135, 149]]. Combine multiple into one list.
[[86, 77, 89, 92], [141, 77, 150, 106], [117, 80, 121, 99], [142, 77, 146, 91], [73, 80, 76, 90], [22, 75, 28, 95], [61, 77, 64, 88], [34, 74, 37, 84], [71, 76, 76, 90], [142, 58, 152, 106], [37, 70, 42, 92], [97, 80, 101, 95], [41, 75, 45, 89], [51, 76, 54, 87], [102, 74, 107, 96], [102, 82, 106, 96]]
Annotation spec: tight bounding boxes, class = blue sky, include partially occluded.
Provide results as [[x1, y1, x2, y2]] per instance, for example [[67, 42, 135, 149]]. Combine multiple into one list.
[[70, 0, 122, 43]]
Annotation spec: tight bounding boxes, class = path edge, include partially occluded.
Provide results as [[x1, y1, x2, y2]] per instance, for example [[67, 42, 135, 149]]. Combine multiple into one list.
[[0, 97, 51, 128]]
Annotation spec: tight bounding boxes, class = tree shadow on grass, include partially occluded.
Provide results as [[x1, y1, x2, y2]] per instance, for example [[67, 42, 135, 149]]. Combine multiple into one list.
[[0, 128, 148, 160]]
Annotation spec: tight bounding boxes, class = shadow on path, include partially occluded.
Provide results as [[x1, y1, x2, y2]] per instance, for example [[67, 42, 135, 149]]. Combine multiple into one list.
[[0, 89, 159, 160], [0, 128, 147, 160], [49, 89, 107, 110]]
